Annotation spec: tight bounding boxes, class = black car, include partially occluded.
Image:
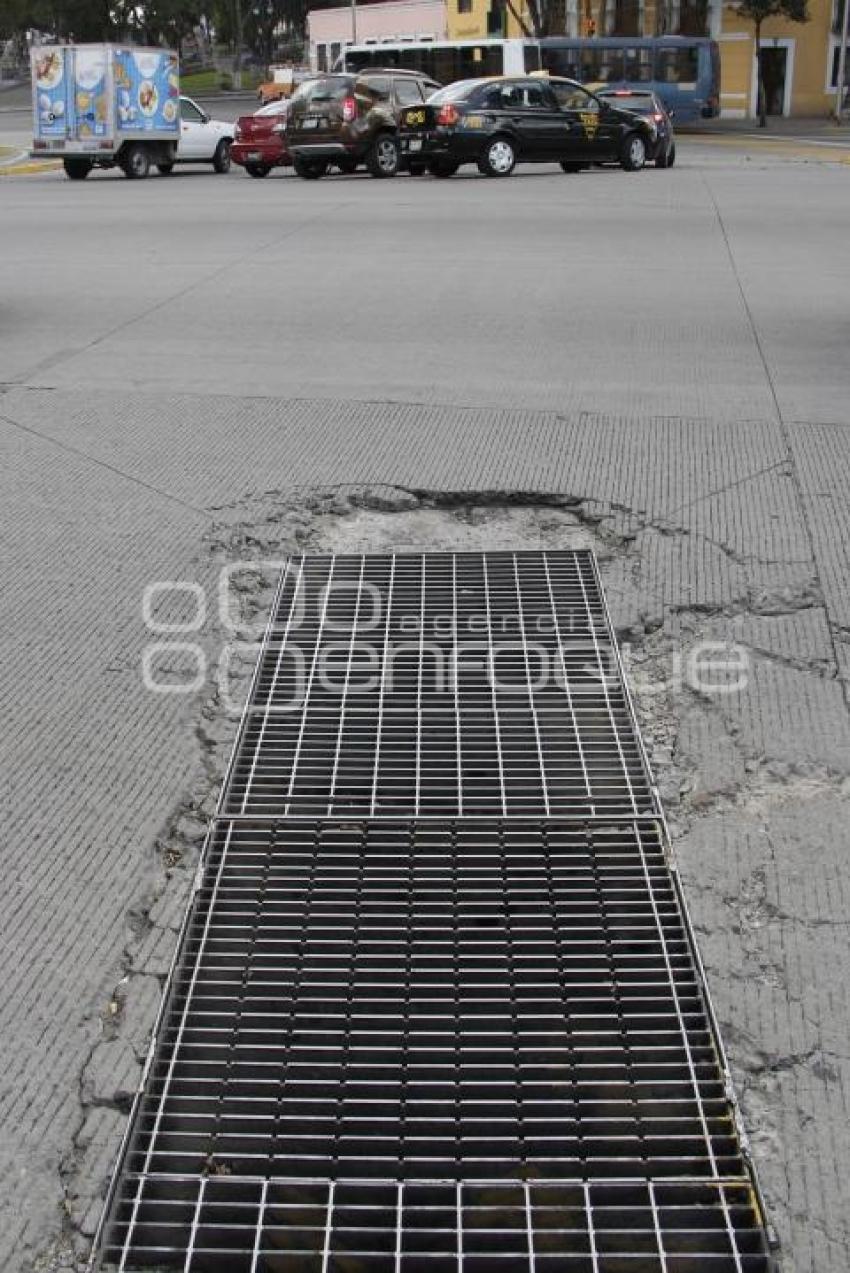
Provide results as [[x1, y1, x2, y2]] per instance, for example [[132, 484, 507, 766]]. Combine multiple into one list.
[[286, 69, 441, 179], [398, 76, 656, 178], [596, 88, 676, 168]]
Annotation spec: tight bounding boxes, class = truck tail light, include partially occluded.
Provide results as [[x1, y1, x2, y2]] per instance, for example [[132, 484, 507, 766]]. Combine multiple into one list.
[[436, 103, 459, 127], [342, 96, 357, 122]]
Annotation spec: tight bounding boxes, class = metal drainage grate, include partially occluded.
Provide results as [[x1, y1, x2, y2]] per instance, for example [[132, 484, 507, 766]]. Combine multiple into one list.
[[222, 551, 655, 820], [103, 1176, 773, 1273], [113, 821, 739, 1189], [95, 552, 774, 1273]]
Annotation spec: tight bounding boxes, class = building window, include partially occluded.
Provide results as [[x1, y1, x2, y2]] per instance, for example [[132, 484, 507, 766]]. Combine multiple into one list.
[[458, 0, 473, 12], [831, 43, 850, 87]]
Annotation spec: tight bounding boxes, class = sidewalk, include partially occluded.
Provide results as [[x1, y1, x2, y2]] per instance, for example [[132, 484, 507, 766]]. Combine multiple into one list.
[[684, 114, 850, 138]]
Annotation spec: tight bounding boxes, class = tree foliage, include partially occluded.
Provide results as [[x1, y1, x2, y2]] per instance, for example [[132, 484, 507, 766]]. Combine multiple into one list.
[[0, 0, 309, 54]]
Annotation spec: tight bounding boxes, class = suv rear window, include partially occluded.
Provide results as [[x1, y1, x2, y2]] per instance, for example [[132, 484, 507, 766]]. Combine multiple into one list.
[[394, 78, 424, 106], [300, 76, 355, 103]]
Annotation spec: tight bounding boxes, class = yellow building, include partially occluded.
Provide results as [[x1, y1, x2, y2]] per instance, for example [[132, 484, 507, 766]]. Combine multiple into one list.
[[446, 0, 846, 116], [718, 0, 842, 118]]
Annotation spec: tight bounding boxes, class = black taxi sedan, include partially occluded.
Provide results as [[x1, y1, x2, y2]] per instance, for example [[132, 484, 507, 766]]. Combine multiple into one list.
[[398, 76, 657, 178]]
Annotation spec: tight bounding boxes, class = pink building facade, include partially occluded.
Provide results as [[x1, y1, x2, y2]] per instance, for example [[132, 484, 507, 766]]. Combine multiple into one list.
[[307, 1, 448, 70]]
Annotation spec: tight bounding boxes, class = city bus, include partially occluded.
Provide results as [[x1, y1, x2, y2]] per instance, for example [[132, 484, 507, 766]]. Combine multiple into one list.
[[331, 36, 718, 123], [334, 38, 540, 82], [540, 37, 720, 121]]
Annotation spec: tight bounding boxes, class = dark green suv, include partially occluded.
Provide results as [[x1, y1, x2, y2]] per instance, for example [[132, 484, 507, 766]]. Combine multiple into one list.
[[285, 70, 441, 180]]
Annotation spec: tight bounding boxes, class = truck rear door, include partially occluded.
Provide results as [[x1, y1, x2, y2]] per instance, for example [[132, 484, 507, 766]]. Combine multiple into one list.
[[33, 47, 72, 147]]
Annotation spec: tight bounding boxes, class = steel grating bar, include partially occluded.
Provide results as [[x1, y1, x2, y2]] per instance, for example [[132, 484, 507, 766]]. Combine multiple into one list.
[[219, 551, 657, 821], [94, 551, 774, 1272], [102, 1176, 774, 1273]]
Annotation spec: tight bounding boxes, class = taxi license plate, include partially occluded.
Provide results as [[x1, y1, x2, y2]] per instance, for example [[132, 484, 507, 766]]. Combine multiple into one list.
[[303, 117, 320, 129], [407, 139, 422, 152], [248, 151, 261, 161]]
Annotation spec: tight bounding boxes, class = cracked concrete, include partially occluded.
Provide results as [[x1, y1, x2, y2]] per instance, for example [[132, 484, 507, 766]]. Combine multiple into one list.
[[25, 480, 847, 1273], [3, 154, 850, 1273]]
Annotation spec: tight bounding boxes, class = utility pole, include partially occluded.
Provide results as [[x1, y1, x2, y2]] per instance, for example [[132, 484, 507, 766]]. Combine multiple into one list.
[[836, 0, 849, 121], [351, 0, 357, 52], [233, 0, 243, 90]]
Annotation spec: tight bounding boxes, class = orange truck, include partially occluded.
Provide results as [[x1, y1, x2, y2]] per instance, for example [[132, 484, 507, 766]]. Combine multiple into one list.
[[257, 64, 312, 104]]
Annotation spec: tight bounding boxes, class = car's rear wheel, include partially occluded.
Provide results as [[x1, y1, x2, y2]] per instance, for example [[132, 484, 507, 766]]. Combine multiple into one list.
[[367, 134, 400, 178], [620, 133, 647, 172], [245, 162, 271, 178], [479, 136, 516, 178], [156, 161, 174, 175], [428, 158, 459, 178], [559, 161, 584, 173], [293, 156, 328, 180], [213, 139, 232, 173], [656, 142, 676, 168], [63, 157, 93, 180], [121, 143, 150, 179]]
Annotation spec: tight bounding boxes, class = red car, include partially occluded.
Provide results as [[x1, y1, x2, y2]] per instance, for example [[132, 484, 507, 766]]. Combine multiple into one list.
[[231, 98, 291, 177]]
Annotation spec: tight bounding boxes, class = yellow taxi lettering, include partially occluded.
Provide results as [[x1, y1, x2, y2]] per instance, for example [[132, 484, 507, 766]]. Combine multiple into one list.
[[406, 109, 426, 127], [580, 112, 599, 138], [465, 114, 484, 129]]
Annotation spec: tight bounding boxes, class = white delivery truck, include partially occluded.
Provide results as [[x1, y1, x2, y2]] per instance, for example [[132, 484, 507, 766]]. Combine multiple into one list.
[[31, 43, 182, 179]]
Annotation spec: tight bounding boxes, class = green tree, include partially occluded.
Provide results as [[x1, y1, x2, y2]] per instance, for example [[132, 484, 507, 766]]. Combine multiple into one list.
[[735, 0, 809, 127]]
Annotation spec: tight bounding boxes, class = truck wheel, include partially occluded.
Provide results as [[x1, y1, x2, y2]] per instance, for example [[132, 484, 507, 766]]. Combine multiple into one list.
[[121, 144, 150, 179], [245, 162, 271, 178], [367, 134, 399, 178], [213, 139, 232, 173], [63, 157, 93, 180], [157, 161, 174, 175]]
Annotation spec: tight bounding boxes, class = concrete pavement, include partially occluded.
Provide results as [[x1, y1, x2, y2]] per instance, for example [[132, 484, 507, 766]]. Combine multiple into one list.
[[0, 142, 849, 1272]]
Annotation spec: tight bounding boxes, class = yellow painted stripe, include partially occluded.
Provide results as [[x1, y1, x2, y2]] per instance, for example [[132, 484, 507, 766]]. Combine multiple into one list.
[[0, 159, 62, 176]]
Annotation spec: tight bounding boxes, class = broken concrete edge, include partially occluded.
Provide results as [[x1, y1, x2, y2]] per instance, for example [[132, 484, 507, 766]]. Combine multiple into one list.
[[44, 482, 850, 1273]]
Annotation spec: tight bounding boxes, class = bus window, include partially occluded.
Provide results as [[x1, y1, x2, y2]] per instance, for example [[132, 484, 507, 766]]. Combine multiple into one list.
[[596, 46, 625, 82], [655, 45, 699, 87], [579, 45, 600, 82], [541, 46, 580, 79], [523, 44, 542, 73], [623, 46, 653, 82]]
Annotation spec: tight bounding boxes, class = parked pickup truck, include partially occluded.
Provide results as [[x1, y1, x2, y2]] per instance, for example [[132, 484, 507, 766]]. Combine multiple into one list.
[[30, 43, 233, 179]]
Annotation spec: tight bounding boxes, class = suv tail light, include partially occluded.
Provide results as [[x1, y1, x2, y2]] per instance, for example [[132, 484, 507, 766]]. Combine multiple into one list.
[[436, 103, 459, 127], [342, 95, 357, 122]]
